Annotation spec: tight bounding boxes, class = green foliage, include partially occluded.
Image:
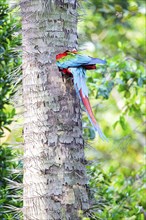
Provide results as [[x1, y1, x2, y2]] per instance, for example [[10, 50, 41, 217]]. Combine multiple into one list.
[[0, 1, 22, 219], [0, 145, 22, 220], [79, 0, 145, 128], [0, 0, 21, 137], [79, 0, 145, 219], [85, 163, 145, 220]]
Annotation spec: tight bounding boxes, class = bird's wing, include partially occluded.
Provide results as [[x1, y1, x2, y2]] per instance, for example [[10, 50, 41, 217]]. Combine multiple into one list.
[[56, 51, 106, 69], [57, 53, 91, 69], [87, 57, 106, 65]]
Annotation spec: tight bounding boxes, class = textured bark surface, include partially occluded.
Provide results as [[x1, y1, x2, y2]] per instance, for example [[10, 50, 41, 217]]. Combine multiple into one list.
[[21, 0, 89, 219]]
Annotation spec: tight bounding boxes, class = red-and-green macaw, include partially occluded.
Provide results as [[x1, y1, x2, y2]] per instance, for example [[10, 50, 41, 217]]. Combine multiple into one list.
[[56, 50, 107, 141]]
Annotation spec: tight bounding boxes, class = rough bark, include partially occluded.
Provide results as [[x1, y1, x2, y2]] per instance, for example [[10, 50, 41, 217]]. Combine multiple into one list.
[[21, 0, 89, 219]]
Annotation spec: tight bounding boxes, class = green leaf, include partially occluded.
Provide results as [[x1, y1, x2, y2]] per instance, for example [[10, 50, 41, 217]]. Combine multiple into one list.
[[124, 90, 130, 98], [119, 116, 127, 130], [113, 120, 118, 129], [128, 5, 138, 12], [115, 4, 123, 12]]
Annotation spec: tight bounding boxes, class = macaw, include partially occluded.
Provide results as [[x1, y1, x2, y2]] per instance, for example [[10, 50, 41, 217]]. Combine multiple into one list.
[[56, 50, 107, 141]]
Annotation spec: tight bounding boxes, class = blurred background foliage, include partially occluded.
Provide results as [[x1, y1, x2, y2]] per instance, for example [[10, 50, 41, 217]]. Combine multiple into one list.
[[78, 0, 145, 219], [0, 0, 22, 219], [0, 0, 145, 219]]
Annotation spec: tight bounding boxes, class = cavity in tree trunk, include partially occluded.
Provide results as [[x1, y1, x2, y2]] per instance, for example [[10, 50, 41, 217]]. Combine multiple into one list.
[[21, 0, 89, 219]]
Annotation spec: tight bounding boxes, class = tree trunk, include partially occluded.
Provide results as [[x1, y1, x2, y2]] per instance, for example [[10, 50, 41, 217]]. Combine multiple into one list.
[[21, 0, 89, 219]]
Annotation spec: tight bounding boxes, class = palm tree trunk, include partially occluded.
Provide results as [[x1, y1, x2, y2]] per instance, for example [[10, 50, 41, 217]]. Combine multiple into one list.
[[21, 0, 89, 219]]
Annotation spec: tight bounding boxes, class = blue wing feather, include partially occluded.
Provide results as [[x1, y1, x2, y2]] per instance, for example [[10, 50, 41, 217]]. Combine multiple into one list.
[[87, 57, 106, 65], [57, 54, 106, 69]]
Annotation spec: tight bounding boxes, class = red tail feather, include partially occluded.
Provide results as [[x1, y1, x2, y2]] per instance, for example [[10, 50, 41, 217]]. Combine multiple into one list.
[[79, 89, 97, 126]]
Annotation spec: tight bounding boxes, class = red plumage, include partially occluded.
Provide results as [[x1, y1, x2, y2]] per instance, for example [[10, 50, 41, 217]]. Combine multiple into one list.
[[56, 51, 67, 60], [79, 89, 97, 126]]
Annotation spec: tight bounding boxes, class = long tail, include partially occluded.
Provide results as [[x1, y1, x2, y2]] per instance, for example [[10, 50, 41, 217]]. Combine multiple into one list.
[[69, 67, 107, 141], [79, 89, 108, 141]]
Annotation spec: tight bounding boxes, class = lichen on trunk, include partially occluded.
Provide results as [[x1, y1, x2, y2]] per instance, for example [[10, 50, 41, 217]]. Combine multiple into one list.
[[21, 0, 89, 219]]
